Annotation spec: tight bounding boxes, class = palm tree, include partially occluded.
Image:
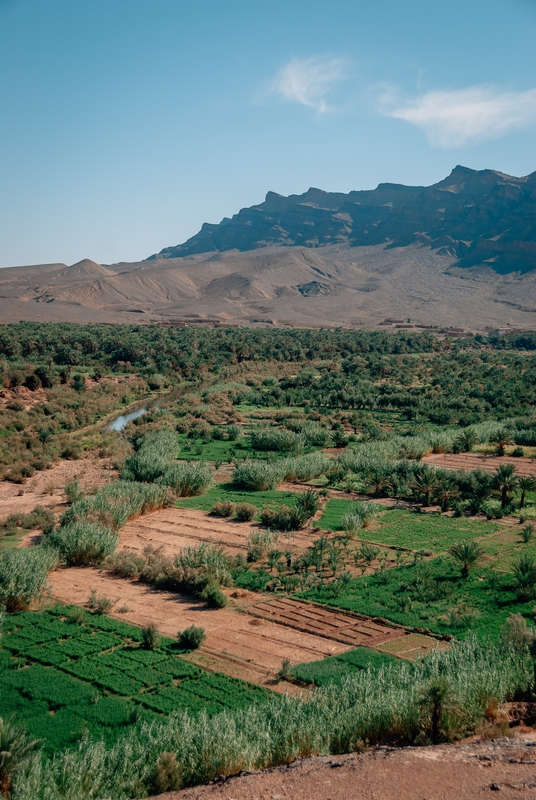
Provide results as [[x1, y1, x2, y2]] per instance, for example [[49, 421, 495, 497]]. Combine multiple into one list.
[[0, 717, 40, 797], [454, 429, 479, 453], [448, 540, 486, 578], [436, 475, 460, 513], [410, 469, 439, 507], [468, 476, 493, 514], [490, 428, 514, 456], [493, 463, 518, 509], [418, 678, 453, 744], [512, 554, 536, 600], [518, 476, 536, 510], [364, 467, 393, 497]]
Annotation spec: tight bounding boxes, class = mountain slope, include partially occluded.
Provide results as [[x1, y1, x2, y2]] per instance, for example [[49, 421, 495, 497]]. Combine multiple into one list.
[[151, 166, 536, 274]]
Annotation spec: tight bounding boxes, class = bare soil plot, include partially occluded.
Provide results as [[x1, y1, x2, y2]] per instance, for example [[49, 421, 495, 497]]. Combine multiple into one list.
[[118, 507, 319, 559], [0, 457, 117, 518], [422, 453, 536, 477], [49, 568, 350, 690], [248, 597, 441, 657]]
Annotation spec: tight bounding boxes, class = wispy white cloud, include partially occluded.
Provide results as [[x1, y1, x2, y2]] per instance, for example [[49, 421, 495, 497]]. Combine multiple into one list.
[[268, 55, 347, 113], [381, 86, 536, 148]]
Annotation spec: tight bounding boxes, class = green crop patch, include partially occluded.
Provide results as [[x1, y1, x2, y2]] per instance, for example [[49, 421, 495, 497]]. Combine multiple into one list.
[[290, 647, 395, 687], [0, 607, 269, 757], [176, 483, 296, 512], [320, 503, 498, 553]]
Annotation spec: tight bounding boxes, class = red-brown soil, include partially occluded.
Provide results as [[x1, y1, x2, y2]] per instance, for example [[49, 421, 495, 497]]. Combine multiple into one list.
[[422, 453, 536, 477], [249, 598, 446, 659], [156, 736, 536, 800], [0, 456, 117, 519], [118, 507, 319, 560], [49, 568, 350, 691]]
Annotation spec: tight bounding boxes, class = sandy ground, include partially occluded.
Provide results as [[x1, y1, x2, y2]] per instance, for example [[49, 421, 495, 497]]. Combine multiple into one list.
[[50, 568, 351, 691], [422, 453, 536, 477], [156, 737, 536, 800], [0, 457, 117, 518]]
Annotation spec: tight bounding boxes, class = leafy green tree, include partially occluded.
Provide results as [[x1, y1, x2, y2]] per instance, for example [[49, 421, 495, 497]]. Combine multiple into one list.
[[418, 678, 453, 744], [448, 540, 485, 578]]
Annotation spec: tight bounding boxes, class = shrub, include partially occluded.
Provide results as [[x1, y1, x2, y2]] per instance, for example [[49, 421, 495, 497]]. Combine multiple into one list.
[[178, 625, 206, 650], [60, 481, 173, 531], [0, 547, 57, 612], [152, 752, 182, 794], [64, 480, 83, 504], [234, 503, 257, 522], [141, 623, 161, 651], [226, 424, 241, 441], [65, 606, 87, 625], [105, 550, 146, 578], [88, 591, 113, 615], [200, 585, 228, 608], [211, 500, 235, 518], [122, 430, 179, 483], [45, 522, 118, 566]]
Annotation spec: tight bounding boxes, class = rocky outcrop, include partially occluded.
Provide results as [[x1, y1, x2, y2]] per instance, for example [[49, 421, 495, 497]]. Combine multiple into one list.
[[150, 166, 536, 273]]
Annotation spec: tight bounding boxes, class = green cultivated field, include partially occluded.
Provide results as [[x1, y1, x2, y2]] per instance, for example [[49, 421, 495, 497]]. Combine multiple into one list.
[[0, 607, 268, 755], [289, 647, 395, 687], [176, 483, 297, 512], [320, 502, 498, 552]]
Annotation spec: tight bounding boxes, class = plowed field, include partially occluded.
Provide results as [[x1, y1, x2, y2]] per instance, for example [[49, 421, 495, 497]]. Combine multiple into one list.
[[118, 507, 318, 559], [422, 453, 536, 476], [249, 598, 444, 658]]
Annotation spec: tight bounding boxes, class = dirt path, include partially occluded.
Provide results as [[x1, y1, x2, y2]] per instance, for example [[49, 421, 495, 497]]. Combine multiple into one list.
[[49, 568, 350, 690], [422, 452, 536, 477], [156, 737, 536, 800]]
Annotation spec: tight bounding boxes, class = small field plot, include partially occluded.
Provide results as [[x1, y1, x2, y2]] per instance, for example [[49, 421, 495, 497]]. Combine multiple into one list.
[[290, 647, 395, 687], [249, 597, 431, 652], [422, 453, 536, 477], [176, 483, 296, 513], [0, 608, 268, 755], [320, 502, 498, 553]]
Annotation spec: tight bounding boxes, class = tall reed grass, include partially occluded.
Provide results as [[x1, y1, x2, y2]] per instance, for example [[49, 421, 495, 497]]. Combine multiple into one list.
[[12, 638, 530, 800]]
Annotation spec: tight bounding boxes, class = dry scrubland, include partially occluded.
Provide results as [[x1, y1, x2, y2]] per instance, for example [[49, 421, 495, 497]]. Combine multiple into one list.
[[1, 323, 536, 798]]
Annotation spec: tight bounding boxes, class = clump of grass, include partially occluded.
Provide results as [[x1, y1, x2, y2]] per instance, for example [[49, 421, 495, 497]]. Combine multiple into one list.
[[44, 521, 118, 566]]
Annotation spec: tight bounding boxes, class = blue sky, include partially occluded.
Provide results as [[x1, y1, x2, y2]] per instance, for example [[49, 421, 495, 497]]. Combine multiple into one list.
[[0, 0, 535, 267]]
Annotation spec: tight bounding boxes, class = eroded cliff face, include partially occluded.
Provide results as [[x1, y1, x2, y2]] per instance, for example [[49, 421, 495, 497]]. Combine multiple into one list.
[[151, 165, 536, 274]]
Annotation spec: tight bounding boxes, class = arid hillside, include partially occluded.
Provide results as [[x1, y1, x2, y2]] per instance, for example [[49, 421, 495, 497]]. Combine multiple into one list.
[[0, 244, 535, 331], [1, 165, 535, 330]]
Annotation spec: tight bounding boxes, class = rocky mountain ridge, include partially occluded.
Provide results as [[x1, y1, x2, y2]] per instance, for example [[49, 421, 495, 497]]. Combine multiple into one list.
[[151, 166, 536, 274]]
